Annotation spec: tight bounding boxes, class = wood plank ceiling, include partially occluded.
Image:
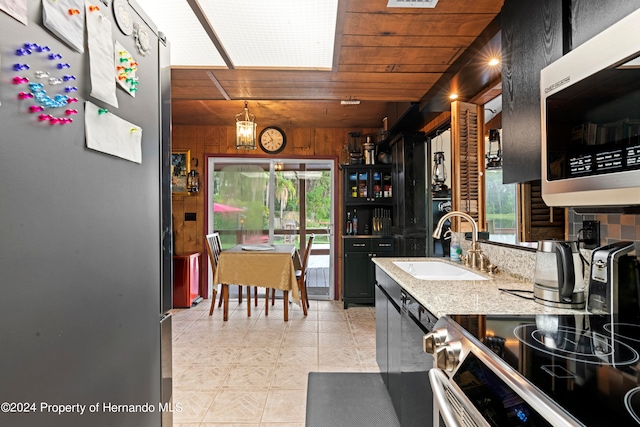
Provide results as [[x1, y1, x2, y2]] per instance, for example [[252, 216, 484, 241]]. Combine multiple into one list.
[[171, 0, 503, 129]]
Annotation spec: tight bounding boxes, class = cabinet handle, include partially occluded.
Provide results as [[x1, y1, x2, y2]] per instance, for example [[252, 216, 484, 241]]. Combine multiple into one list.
[[353, 243, 366, 247], [378, 243, 391, 247]]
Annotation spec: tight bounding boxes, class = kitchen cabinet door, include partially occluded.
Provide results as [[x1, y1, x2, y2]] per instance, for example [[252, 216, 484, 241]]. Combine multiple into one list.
[[394, 235, 427, 257], [343, 164, 392, 236], [343, 251, 372, 303], [375, 284, 389, 385], [501, 0, 564, 184], [391, 133, 427, 232], [343, 237, 393, 308]]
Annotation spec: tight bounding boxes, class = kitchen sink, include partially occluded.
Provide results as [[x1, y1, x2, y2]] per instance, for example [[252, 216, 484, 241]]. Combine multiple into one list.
[[393, 261, 487, 281]]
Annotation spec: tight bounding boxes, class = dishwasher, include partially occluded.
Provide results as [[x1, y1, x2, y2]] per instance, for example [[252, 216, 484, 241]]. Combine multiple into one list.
[[400, 289, 438, 426]]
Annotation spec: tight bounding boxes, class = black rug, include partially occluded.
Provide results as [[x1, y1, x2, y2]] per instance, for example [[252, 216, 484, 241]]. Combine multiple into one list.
[[306, 372, 400, 427]]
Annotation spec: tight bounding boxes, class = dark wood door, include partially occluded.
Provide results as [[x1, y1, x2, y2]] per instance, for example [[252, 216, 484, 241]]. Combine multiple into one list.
[[343, 251, 372, 298], [501, 0, 563, 184]]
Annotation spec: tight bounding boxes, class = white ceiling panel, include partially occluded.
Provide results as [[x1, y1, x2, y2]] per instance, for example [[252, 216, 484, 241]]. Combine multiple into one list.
[[134, 0, 338, 69], [135, 0, 226, 67]]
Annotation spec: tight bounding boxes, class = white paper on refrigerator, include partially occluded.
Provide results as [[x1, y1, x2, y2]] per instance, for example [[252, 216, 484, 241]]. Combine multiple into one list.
[[86, 1, 118, 107], [85, 101, 142, 163], [42, 0, 85, 53], [0, 0, 28, 25]]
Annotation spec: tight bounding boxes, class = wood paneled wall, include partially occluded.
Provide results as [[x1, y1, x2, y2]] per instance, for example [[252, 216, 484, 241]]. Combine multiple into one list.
[[172, 124, 377, 299]]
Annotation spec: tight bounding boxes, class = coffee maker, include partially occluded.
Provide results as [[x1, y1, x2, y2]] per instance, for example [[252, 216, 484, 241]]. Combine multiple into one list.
[[587, 241, 640, 323]]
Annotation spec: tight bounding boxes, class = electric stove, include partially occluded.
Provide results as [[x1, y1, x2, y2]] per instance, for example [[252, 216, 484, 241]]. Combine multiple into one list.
[[429, 313, 640, 426]]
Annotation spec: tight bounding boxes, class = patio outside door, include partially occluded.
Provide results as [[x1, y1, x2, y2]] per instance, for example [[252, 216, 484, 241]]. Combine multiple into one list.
[[206, 157, 335, 300]]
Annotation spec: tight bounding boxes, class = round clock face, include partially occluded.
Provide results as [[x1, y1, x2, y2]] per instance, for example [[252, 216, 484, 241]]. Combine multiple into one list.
[[259, 127, 286, 154], [113, 0, 133, 35]]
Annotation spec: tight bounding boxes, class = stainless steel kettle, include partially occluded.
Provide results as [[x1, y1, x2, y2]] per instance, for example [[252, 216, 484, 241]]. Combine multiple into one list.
[[533, 240, 585, 309]]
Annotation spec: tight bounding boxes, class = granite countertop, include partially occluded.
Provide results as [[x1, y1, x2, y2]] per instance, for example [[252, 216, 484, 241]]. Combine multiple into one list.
[[373, 257, 587, 318]]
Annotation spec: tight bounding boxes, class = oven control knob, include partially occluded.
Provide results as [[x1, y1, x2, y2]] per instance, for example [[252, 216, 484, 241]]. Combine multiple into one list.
[[435, 340, 462, 371], [423, 328, 449, 354]]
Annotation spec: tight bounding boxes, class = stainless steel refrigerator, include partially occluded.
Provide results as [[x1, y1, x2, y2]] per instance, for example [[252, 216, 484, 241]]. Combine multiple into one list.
[[0, 1, 172, 426]]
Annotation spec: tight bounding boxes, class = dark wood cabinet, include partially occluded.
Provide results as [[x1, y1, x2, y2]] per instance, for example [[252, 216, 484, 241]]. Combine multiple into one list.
[[341, 164, 394, 308], [343, 164, 392, 235], [374, 266, 402, 416], [343, 237, 393, 308], [376, 265, 435, 425], [173, 253, 201, 308], [393, 235, 427, 258], [501, 0, 639, 184], [571, 2, 640, 49], [390, 132, 429, 256], [501, 0, 563, 184]]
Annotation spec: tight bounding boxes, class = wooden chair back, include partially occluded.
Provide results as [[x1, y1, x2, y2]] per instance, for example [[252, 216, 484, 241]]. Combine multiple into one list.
[[205, 232, 222, 271], [300, 234, 315, 276], [206, 232, 222, 316]]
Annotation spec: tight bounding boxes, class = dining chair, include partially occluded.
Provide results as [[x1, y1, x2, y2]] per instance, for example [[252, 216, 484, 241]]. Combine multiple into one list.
[[205, 232, 222, 315], [267, 234, 314, 317], [209, 237, 257, 316], [297, 234, 314, 311], [217, 284, 258, 309]]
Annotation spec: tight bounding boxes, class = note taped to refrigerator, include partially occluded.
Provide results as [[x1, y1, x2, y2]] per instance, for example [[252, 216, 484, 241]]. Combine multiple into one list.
[[42, 0, 85, 53], [0, 0, 28, 25], [86, 2, 118, 107], [115, 41, 138, 97], [85, 101, 142, 163]]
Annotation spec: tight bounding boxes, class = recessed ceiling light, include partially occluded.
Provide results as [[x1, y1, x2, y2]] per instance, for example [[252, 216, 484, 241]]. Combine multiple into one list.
[[449, 93, 458, 100], [488, 57, 500, 66]]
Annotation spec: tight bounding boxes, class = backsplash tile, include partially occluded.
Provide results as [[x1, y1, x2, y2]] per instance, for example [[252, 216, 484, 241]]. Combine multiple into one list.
[[568, 209, 640, 251]]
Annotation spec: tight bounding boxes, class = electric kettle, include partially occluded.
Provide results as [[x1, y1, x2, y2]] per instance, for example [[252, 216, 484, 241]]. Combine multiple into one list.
[[533, 240, 586, 309]]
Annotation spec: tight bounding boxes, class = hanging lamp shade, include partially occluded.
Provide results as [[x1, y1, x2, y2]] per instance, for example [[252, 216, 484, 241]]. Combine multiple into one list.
[[235, 101, 257, 150]]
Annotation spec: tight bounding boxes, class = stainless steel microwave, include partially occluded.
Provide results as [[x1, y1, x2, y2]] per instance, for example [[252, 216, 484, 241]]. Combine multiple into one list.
[[541, 8, 640, 209]]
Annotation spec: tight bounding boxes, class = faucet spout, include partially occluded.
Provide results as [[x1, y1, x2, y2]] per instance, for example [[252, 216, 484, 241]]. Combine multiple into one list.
[[432, 211, 478, 247], [433, 211, 481, 268]]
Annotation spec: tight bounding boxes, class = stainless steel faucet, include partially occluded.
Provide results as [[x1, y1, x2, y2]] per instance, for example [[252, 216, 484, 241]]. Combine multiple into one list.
[[432, 211, 496, 273]]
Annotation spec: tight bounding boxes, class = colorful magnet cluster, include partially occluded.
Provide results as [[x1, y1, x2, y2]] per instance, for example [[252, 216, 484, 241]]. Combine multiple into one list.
[[13, 42, 79, 125], [117, 50, 139, 94]]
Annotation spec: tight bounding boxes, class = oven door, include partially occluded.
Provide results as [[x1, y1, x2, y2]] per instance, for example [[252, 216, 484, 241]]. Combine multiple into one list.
[[429, 368, 490, 427]]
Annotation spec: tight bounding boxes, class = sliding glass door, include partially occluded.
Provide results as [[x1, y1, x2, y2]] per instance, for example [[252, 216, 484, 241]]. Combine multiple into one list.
[[206, 157, 335, 300]]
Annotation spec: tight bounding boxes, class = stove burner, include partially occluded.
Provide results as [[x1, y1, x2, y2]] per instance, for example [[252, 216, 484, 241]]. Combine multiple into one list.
[[625, 387, 640, 424], [603, 323, 640, 344], [514, 324, 639, 365]]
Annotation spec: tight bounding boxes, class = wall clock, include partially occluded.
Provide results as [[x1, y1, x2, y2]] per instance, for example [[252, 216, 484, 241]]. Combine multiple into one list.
[[259, 127, 287, 154], [113, 0, 133, 35]]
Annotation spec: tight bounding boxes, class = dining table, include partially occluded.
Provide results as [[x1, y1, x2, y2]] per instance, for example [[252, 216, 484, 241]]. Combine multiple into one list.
[[213, 243, 302, 321]]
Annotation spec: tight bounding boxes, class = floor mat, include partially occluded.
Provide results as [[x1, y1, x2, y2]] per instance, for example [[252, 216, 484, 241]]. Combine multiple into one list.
[[306, 372, 400, 427]]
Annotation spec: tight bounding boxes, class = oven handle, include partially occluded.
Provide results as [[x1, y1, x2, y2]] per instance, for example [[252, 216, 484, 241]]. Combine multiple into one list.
[[429, 369, 490, 427]]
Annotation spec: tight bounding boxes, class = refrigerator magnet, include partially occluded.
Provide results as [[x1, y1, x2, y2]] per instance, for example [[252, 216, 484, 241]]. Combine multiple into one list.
[[133, 22, 151, 56]]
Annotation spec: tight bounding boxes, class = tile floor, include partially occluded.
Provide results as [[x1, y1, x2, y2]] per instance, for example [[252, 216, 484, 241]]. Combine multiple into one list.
[[170, 296, 379, 426]]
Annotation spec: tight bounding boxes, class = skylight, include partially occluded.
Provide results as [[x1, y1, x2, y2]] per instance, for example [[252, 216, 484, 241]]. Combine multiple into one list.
[[135, 0, 226, 67], [135, 0, 338, 69]]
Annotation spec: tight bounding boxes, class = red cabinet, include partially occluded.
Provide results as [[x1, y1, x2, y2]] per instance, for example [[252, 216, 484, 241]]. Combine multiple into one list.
[[173, 253, 201, 308]]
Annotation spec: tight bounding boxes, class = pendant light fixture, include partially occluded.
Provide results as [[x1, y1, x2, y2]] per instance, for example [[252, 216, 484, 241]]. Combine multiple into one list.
[[235, 101, 257, 150]]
